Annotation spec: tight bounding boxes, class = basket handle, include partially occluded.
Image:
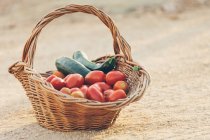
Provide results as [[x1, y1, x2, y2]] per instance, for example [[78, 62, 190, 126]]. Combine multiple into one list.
[[22, 4, 133, 67]]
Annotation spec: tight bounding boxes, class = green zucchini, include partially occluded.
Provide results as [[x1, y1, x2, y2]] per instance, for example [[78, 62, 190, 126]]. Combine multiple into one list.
[[73, 51, 116, 73], [72, 51, 96, 69], [55, 57, 91, 77]]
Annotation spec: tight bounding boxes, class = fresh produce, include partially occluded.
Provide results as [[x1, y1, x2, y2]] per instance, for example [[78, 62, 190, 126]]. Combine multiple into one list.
[[60, 87, 71, 95], [47, 69, 128, 102], [48, 50, 129, 102], [64, 74, 70, 82], [106, 71, 126, 85], [71, 90, 85, 98], [86, 85, 105, 102], [50, 77, 66, 90], [80, 85, 88, 95], [104, 89, 114, 101], [93, 82, 111, 92], [113, 81, 128, 91], [73, 51, 116, 73], [46, 75, 56, 83], [85, 70, 105, 84], [72, 51, 93, 67], [65, 74, 84, 88], [107, 89, 126, 102], [53, 70, 65, 78], [56, 57, 91, 76], [92, 84, 102, 92], [69, 87, 80, 94]]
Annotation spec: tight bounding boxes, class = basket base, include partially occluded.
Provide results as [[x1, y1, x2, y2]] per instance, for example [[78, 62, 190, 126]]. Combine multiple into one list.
[[32, 103, 121, 132], [37, 120, 115, 132], [35, 112, 120, 131]]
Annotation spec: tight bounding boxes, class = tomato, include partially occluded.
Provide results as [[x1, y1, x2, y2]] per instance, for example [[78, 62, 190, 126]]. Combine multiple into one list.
[[60, 87, 71, 95], [92, 84, 102, 92], [80, 85, 88, 96], [46, 75, 56, 83], [69, 88, 80, 94], [53, 70, 65, 79], [113, 81, 128, 92], [86, 85, 105, 102], [104, 89, 114, 97], [50, 77, 66, 90], [106, 71, 126, 85], [64, 75, 70, 82], [85, 70, 105, 85], [65, 74, 84, 88], [107, 89, 126, 102], [93, 82, 111, 92], [104, 89, 114, 102], [71, 90, 85, 98]]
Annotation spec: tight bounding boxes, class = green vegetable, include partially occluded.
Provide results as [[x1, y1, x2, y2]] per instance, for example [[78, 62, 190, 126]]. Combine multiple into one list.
[[132, 66, 140, 71], [73, 51, 97, 69], [55, 57, 91, 77], [73, 51, 116, 73]]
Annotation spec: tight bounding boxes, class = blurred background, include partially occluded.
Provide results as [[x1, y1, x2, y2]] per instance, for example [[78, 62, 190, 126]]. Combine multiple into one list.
[[1, 0, 210, 70], [1, 0, 210, 139]]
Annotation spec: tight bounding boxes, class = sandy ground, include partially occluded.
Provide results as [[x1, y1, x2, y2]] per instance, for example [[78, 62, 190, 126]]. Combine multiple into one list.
[[1, 1, 210, 140]]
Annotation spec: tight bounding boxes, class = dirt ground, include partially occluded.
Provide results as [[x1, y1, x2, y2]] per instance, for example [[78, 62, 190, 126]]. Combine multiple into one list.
[[1, 0, 210, 140]]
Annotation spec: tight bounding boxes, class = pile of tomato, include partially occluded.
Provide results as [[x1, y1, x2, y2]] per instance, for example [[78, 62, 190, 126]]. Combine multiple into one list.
[[46, 70, 128, 102]]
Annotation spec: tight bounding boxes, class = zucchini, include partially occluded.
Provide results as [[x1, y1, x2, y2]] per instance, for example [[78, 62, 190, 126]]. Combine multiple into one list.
[[73, 51, 96, 69], [55, 57, 91, 77], [73, 51, 116, 73]]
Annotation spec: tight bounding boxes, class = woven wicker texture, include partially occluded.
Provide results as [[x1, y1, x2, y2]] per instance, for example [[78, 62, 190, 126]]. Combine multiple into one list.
[[8, 4, 150, 131]]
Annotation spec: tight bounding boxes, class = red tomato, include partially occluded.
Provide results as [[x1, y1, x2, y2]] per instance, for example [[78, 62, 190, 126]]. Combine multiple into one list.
[[66, 74, 84, 88], [104, 89, 114, 102], [86, 85, 105, 102], [92, 84, 102, 92], [46, 75, 56, 83], [60, 87, 71, 95], [107, 89, 126, 102], [80, 85, 88, 96], [64, 75, 70, 82], [113, 81, 128, 92], [53, 70, 65, 79], [85, 70, 105, 85], [69, 88, 80, 94], [93, 82, 111, 92], [106, 71, 126, 85], [71, 90, 85, 98], [51, 77, 66, 90]]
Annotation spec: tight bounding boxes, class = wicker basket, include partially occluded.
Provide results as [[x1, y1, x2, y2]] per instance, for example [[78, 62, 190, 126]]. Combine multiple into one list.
[[8, 4, 150, 131]]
